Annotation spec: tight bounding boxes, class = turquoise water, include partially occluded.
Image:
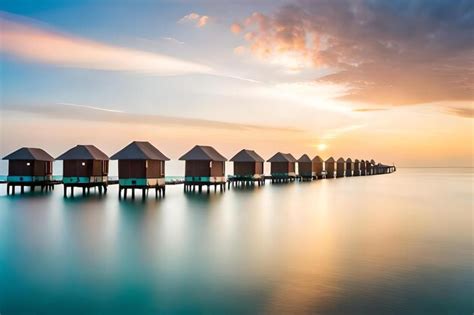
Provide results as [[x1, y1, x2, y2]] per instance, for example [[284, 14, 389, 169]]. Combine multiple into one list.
[[0, 168, 472, 314]]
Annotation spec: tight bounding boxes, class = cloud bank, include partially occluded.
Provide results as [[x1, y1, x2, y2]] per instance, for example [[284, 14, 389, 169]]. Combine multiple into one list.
[[234, 0, 474, 106], [0, 12, 212, 76]]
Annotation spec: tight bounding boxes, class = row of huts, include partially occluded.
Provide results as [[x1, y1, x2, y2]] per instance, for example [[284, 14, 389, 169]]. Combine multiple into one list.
[[2, 142, 395, 197]]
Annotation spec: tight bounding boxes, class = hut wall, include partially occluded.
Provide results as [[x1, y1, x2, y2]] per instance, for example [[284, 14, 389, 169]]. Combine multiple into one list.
[[353, 161, 360, 175], [64, 160, 108, 177], [336, 163, 345, 177], [234, 162, 256, 176], [8, 160, 33, 176], [298, 162, 313, 175], [210, 161, 225, 177], [325, 162, 335, 177], [313, 162, 323, 174], [289, 162, 295, 173], [271, 162, 289, 174], [345, 162, 353, 176], [185, 161, 211, 177], [255, 162, 264, 175], [147, 160, 165, 178]]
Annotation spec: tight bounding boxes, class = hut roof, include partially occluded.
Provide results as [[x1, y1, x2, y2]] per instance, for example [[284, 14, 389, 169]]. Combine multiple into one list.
[[230, 149, 264, 162], [297, 154, 312, 163], [370, 159, 376, 164], [337, 157, 345, 163], [267, 152, 297, 163], [56, 145, 109, 161], [312, 155, 324, 162], [110, 141, 169, 161], [346, 158, 352, 163], [3, 147, 54, 161], [179, 145, 227, 161], [354, 159, 360, 162], [326, 157, 335, 162]]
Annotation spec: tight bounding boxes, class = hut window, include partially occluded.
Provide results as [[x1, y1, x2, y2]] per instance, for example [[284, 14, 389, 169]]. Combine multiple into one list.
[[26, 162, 31, 166], [209, 161, 213, 168], [146, 161, 148, 168], [81, 162, 86, 166]]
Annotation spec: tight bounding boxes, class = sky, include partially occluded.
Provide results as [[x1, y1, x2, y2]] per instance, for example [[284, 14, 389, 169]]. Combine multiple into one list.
[[0, 0, 473, 171]]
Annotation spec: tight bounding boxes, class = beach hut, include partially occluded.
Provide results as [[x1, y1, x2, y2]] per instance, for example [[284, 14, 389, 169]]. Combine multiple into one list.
[[336, 157, 346, 178], [179, 145, 227, 193], [353, 159, 361, 176], [297, 154, 313, 181], [267, 152, 297, 183], [2, 147, 54, 195], [312, 155, 324, 179], [345, 158, 353, 177], [325, 157, 335, 178], [365, 160, 372, 175], [111, 141, 169, 199], [56, 145, 109, 197], [229, 149, 265, 187], [360, 159, 366, 175]]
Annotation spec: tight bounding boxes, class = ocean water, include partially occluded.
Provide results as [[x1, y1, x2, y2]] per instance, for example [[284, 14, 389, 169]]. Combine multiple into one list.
[[0, 168, 472, 314]]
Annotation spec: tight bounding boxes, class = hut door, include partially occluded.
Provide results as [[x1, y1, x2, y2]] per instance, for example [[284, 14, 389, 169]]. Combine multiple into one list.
[[45, 161, 52, 175]]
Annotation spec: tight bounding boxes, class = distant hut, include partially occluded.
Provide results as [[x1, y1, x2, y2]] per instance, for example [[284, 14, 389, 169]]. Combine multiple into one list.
[[297, 154, 313, 181], [2, 147, 54, 195], [370, 159, 376, 175], [365, 160, 372, 175], [353, 159, 361, 176], [56, 145, 109, 197], [360, 160, 367, 176], [229, 149, 265, 187], [312, 155, 324, 179], [336, 157, 346, 178], [325, 157, 336, 178], [345, 158, 353, 177], [111, 141, 169, 199], [179, 145, 227, 193], [267, 152, 297, 183]]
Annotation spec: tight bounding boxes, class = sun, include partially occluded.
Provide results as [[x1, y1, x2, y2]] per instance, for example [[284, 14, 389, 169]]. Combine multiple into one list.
[[317, 143, 327, 151]]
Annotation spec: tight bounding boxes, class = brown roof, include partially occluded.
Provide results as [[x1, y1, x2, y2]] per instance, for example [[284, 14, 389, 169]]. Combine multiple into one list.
[[56, 145, 109, 160], [312, 155, 324, 162], [346, 158, 352, 163], [267, 152, 297, 163], [326, 157, 335, 162], [3, 147, 54, 161], [230, 149, 264, 162], [111, 141, 169, 160], [337, 157, 345, 163], [179, 145, 227, 161], [297, 154, 312, 163]]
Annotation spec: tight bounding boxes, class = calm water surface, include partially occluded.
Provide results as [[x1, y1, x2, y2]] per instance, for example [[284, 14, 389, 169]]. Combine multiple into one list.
[[0, 169, 472, 314]]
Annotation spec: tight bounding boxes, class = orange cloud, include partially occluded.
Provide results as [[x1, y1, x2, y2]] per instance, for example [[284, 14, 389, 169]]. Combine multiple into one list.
[[233, 2, 474, 107], [178, 12, 209, 28], [230, 23, 242, 34], [0, 13, 212, 76]]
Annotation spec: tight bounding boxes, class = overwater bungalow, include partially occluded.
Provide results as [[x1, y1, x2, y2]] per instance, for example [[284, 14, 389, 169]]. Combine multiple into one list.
[[229, 149, 265, 187], [365, 160, 372, 175], [325, 157, 336, 178], [111, 141, 169, 199], [360, 160, 367, 176], [336, 157, 346, 178], [353, 159, 361, 176], [179, 145, 227, 193], [345, 158, 353, 177], [370, 159, 376, 175], [297, 154, 313, 181], [312, 155, 324, 179], [56, 145, 109, 197], [267, 152, 297, 183], [2, 147, 54, 195]]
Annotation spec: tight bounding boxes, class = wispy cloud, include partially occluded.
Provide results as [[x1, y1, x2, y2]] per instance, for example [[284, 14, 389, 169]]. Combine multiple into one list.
[[178, 12, 209, 28], [445, 107, 474, 118], [161, 36, 185, 45], [57, 102, 125, 113], [321, 124, 366, 140], [353, 108, 389, 112], [0, 12, 211, 76]]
